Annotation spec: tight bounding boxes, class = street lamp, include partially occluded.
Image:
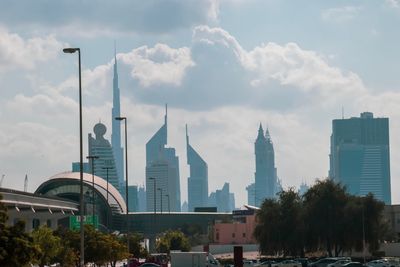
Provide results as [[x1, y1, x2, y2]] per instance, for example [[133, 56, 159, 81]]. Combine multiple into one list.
[[115, 116, 129, 252], [63, 47, 85, 267], [102, 166, 113, 231], [149, 177, 156, 214], [157, 188, 163, 214], [86, 155, 99, 218], [165, 194, 170, 214]]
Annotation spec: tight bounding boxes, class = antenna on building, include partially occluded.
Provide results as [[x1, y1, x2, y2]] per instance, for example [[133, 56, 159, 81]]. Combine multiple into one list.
[[0, 174, 4, 187], [342, 106, 344, 119], [24, 174, 28, 192], [185, 124, 189, 145]]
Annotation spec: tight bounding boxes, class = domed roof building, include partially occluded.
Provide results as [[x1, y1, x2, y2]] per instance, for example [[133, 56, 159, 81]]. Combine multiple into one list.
[[35, 171, 126, 231]]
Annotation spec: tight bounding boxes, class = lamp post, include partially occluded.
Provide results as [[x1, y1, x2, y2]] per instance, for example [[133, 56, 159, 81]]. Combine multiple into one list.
[[63, 47, 85, 267], [149, 177, 156, 214], [102, 166, 113, 231], [115, 116, 129, 252], [165, 194, 170, 214], [157, 188, 163, 214], [86, 155, 99, 218]]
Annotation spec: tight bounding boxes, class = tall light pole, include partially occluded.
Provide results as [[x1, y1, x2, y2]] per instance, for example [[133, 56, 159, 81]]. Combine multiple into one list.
[[102, 166, 113, 231], [115, 116, 129, 252], [165, 194, 170, 214], [157, 188, 163, 214], [63, 47, 85, 267], [86, 155, 99, 219], [149, 177, 156, 214]]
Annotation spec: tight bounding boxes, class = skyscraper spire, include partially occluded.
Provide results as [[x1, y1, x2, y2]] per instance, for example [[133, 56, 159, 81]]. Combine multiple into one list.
[[111, 43, 124, 190], [257, 123, 264, 139], [185, 124, 189, 146], [265, 126, 271, 140]]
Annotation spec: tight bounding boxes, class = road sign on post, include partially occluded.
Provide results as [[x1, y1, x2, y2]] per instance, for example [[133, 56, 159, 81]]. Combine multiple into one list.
[[70, 215, 99, 230]]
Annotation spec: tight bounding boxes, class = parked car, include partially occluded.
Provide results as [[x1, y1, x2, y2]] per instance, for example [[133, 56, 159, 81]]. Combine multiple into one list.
[[244, 259, 255, 267], [367, 260, 389, 267], [310, 258, 350, 267], [255, 260, 277, 267], [140, 263, 160, 267], [327, 259, 351, 267], [272, 259, 302, 267], [341, 262, 366, 267]]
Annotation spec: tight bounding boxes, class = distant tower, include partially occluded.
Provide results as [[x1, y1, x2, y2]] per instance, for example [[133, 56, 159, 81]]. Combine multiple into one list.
[[24, 174, 28, 192], [145, 105, 181, 212], [186, 125, 209, 211], [254, 124, 277, 206], [111, 46, 124, 191], [329, 112, 391, 204], [89, 122, 119, 190]]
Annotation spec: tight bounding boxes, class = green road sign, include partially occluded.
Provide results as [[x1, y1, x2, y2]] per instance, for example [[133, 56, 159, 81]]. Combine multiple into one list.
[[69, 215, 99, 230]]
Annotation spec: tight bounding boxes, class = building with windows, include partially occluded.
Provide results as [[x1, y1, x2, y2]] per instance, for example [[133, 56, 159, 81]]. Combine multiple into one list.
[[246, 183, 255, 206], [111, 50, 124, 190], [329, 112, 391, 204], [145, 106, 181, 212], [254, 124, 277, 206], [88, 122, 119, 191], [186, 125, 209, 212], [209, 182, 235, 212]]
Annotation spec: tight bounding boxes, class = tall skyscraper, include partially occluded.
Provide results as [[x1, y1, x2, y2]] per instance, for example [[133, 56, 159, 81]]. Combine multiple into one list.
[[145, 106, 181, 212], [329, 112, 391, 204], [137, 186, 146, 212], [246, 183, 255, 206], [111, 49, 124, 191], [208, 182, 234, 212], [186, 125, 208, 211], [88, 122, 119, 190], [254, 124, 277, 206]]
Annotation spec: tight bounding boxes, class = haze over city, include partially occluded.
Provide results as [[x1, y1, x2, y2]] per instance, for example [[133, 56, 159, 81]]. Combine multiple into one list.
[[1, 0, 400, 207]]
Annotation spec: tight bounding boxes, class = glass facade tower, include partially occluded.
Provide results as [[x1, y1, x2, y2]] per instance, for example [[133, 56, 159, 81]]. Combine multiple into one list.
[[329, 112, 391, 204], [186, 125, 208, 211]]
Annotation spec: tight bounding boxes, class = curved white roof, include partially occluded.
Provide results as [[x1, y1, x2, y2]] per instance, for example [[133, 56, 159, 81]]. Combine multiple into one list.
[[46, 171, 126, 213]]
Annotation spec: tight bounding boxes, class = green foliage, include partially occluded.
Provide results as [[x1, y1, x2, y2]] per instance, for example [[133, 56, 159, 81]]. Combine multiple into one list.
[[122, 232, 148, 259], [255, 179, 388, 257], [31, 226, 62, 267], [156, 230, 191, 253], [254, 189, 305, 256]]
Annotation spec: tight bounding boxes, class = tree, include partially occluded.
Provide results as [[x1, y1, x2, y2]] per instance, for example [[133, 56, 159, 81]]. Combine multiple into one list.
[[0, 194, 39, 266], [254, 189, 305, 256], [53, 227, 80, 267], [156, 230, 191, 253], [121, 232, 148, 259], [31, 226, 62, 267]]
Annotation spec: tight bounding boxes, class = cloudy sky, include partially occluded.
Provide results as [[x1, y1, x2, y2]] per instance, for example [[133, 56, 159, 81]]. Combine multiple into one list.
[[1, 0, 399, 206]]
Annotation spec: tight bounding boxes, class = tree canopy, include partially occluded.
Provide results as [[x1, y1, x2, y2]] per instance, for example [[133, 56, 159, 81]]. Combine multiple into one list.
[[254, 179, 389, 257], [156, 230, 191, 253]]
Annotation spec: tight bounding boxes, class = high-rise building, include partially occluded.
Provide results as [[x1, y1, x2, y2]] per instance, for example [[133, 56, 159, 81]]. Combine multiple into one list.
[[137, 186, 146, 212], [208, 182, 234, 212], [111, 49, 124, 191], [329, 112, 391, 204], [71, 162, 90, 174], [254, 124, 277, 206], [128, 185, 138, 212], [88, 122, 119, 190], [186, 125, 208, 211], [246, 183, 255, 206], [145, 106, 181, 212]]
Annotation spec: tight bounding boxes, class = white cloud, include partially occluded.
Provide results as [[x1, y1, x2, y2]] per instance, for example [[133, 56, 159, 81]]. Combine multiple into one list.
[[120, 44, 195, 87], [321, 6, 361, 23], [0, 27, 64, 71], [386, 0, 400, 8]]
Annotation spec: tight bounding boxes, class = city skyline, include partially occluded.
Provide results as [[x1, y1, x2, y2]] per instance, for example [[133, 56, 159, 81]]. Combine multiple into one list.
[[1, 1, 400, 207]]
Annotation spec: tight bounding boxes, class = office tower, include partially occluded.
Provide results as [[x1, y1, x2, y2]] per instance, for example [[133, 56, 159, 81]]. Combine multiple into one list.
[[254, 124, 277, 206], [88, 122, 119, 190], [298, 182, 309, 196], [246, 183, 255, 206], [111, 49, 124, 190], [145, 106, 181, 212], [209, 182, 233, 212], [329, 112, 391, 204], [71, 162, 90, 174], [137, 186, 146, 212], [128, 185, 138, 212], [186, 125, 208, 211]]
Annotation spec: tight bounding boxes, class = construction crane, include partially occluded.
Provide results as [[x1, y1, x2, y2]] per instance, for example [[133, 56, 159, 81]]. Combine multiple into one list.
[[24, 174, 28, 192], [0, 174, 4, 187]]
